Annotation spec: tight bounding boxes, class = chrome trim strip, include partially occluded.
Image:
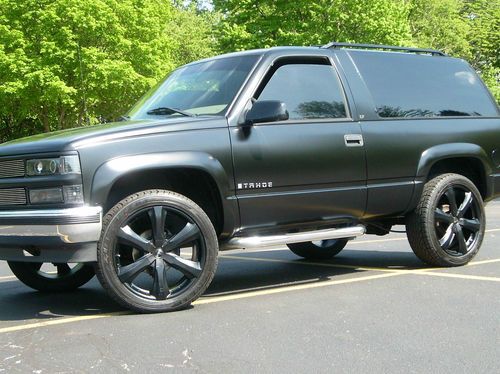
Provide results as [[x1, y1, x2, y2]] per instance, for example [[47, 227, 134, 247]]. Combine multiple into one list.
[[0, 222, 102, 243], [221, 225, 366, 250], [0, 206, 101, 220], [0, 206, 102, 245]]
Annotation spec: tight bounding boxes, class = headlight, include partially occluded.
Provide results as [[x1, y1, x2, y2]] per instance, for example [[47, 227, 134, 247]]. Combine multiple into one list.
[[26, 155, 81, 176]]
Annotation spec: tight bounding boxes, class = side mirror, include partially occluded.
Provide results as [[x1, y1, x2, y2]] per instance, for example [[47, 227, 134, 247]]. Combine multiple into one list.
[[244, 100, 289, 125]]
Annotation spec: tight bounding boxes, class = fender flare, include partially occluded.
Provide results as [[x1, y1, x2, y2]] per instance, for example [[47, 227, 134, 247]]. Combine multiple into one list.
[[89, 151, 238, 235], [404, 143, 493, 214], [416, 143, 492, 178]]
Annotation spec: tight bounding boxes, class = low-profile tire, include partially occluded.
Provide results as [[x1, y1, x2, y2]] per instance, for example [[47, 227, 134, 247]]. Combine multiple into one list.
[[96, 189, 218, 313], [406, 173, 485, 267], [287, 239, 348, 260], [7, 262, 95, 292]]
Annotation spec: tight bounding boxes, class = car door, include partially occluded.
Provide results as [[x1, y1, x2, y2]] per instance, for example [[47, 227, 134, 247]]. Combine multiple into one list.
[[230, 56, 367, 230]]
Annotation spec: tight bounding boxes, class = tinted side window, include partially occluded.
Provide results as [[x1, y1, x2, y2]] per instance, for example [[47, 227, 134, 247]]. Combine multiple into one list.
[[257, 64, 347, 120], [351, 51, 499, 118]]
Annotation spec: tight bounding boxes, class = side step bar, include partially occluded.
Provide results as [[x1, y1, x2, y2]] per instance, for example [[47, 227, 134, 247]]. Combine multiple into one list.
[[221, 225, 366, 250]]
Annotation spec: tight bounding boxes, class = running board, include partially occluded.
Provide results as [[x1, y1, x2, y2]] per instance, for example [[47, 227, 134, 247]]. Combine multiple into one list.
[[221, 225, 366, 250]]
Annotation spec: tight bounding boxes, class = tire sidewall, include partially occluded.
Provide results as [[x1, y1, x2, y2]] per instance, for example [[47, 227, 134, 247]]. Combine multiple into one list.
[[97, 190, 218, 312]]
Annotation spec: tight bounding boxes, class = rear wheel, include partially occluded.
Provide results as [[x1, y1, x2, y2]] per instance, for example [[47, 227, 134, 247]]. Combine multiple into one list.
[[406, 173, 485, 267], [7, 262, 95, 292], [96, 190, 218, 313], [287, 239, 348, 260]]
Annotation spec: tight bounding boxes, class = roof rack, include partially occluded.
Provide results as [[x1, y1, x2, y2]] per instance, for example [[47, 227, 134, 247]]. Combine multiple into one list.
[[322, 42, 447, 56]]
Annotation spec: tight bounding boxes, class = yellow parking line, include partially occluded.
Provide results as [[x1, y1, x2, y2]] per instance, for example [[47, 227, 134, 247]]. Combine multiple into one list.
[[221, 254, 500, 274], [0, 272, 404, 334], [0, 312, 129, 334], [412, 271, 500, 282], [194, 272, 403, 305], [0, 275, 16, 282], [349, 228, 499, 245], [221, 254, 403, 273], [466, 258, 500, 267]]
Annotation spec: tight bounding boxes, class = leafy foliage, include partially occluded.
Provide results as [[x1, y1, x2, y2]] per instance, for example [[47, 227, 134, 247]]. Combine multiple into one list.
[[212, 0, 499, 102], [212, 0, 412, 50], [0, 0, 498, 142], [0, 0, 215, 141]]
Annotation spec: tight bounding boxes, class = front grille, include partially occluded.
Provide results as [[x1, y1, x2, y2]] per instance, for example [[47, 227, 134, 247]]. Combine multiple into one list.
[[0, 159, 25, 179], [0, 188, 27, 206]]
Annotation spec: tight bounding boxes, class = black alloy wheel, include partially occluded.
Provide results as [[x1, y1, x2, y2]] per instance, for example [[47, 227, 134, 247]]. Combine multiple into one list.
[[96, 190, 218, 313], [7, 262, 95, 292], [434, 185, 482, 256], [406, 173, 485, 267]]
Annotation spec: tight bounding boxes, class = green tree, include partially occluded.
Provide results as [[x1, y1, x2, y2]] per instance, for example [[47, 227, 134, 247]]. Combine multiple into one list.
[[0, 0, 215, 141], [408, 0, 471, 58], [212, 0, 412, 51]]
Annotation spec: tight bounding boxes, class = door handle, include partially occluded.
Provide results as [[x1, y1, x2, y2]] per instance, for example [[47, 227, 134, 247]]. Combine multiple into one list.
[[344, 134, 364, 147]]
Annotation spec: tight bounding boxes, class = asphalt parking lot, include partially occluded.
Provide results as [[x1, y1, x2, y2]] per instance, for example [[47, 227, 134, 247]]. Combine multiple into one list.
[[0, 201, 499, 373]]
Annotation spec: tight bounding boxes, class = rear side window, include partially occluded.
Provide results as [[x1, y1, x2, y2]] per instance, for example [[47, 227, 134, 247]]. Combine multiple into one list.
[[351, 51, 499, 118], [256, 63, 348, 120]]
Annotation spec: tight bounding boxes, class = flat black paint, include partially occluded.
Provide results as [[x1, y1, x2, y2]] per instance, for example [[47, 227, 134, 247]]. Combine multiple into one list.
[[0, 46, 498, 242]]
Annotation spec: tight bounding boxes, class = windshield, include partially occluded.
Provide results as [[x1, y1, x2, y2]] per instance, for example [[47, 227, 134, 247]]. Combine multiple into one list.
[[128, 55, 260, 119]]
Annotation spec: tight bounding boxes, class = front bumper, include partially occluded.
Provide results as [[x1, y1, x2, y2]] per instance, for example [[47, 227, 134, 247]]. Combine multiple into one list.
[[0, 206, 102, 263]]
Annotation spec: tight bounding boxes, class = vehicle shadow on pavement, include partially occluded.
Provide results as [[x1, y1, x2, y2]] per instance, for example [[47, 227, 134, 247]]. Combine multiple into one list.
[[206, 248, 427, 296], [0, 249, 427, 322], [0, 279, 123, 322]]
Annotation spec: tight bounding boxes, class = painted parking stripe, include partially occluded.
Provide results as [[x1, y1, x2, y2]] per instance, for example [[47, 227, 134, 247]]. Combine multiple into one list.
[[412, 272, 500, 282], [0, 272, 404, 335], [194, 272, 403, 305], [221, 254, 404, 273], [0, 312, 130, 334], [349, 228, 500, 245], [0, 275, 16, 282], [222, 254, 500, 273]]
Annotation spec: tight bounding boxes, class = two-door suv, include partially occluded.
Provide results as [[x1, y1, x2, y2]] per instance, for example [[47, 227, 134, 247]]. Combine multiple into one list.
[[0, 43, 499, 312]]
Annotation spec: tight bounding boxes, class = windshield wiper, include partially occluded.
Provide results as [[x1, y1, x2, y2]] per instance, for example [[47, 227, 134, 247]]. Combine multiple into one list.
[[146, 107, 195, 117]]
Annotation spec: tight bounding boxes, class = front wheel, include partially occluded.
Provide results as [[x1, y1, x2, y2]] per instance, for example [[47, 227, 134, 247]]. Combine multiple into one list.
[[7, 262, 95, 292], [287, 239, 348, 260], [96, 190, 218, 313], [406, 173, 485, 267]]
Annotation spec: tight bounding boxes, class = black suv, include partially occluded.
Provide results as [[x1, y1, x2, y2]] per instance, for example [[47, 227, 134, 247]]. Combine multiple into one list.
[[0, 43, 499, 312]]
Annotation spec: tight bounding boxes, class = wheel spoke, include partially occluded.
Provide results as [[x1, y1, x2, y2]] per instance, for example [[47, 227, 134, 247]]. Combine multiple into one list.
[[439, 224, 455, 250], [460, 218, 481, 233], [148, 207, 167, 248], [55, 263, 71, 276], [151, 258, 169, 300], [118, 254, 155, 283], [457, 192, 473, 218], [435, 208, 454, 224], [162, 223, 200, 253], [445, 188, 458, 216], [454, 224, 468, 254], [161, 252, 201, 279], [118, 225, 155, 253]]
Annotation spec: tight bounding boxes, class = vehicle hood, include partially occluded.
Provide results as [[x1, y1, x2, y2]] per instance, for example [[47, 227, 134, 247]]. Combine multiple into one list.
[[0, 117, 218, 156]]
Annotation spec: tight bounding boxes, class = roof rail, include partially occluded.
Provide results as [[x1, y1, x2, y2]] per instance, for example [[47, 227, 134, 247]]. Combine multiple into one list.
[[322, 42, 447, 56]]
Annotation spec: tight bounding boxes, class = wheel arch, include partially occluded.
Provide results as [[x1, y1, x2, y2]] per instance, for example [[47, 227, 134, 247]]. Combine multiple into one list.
[[90, 152, 238, 238], [406, 143, 493, 214], [416, 143, 492, 197]]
